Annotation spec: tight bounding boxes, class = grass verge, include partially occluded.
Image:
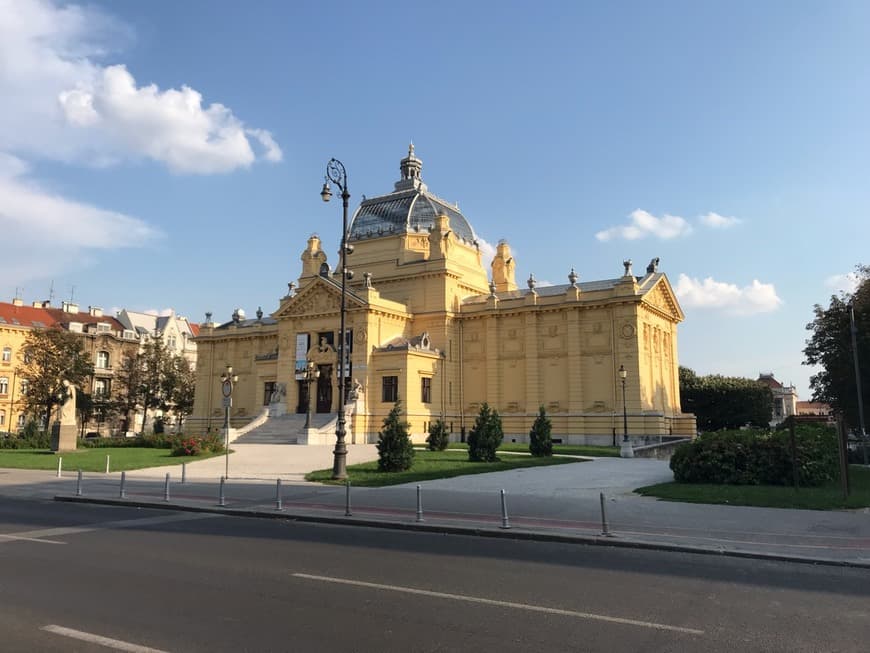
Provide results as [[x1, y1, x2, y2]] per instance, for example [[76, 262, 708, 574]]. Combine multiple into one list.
[[446, 442, 619, 457], [0, 447, 223, 472], [306, 449, 584, 487], [636, 465, 870, 510]]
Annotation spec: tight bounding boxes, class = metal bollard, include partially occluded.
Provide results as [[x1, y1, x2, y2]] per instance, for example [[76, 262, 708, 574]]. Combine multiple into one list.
[[105, 455, 110, 474], [600, 492, 613, 537], [218, 476, 226, 507], [344, 479, 352, 517], [120, 471, 127, 499], [500, 489, 511, 529], [275, 478, 283, 511], [416, 484, 424, 522], [163, 473, 170, 502], [76, 469, 83, 496], [181, 462, 187, 484], [57, 457, 62, 478]]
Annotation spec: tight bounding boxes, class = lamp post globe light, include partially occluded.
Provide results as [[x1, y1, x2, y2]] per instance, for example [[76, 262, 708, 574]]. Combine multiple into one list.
[[618, 364, 633, 458], [321, 158, 352, 480], [303, 360, 320, 430], [220, 364, 238, 478]]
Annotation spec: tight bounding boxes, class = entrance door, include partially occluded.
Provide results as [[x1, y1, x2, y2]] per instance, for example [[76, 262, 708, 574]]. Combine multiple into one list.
[[316, 365, 332, 413], [297, 381, 309, 414]]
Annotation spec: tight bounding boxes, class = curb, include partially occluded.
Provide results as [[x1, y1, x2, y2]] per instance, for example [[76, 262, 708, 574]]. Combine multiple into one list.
[[54, 495, 870, 570]]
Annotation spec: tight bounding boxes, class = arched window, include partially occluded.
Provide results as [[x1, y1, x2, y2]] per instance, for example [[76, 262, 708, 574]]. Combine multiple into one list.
[[0, 410, 5, 426], [0, 378, 8, 395], [96, 351, 110, 369], [20, 380, 29, 396], [1, 347, 11, 362]]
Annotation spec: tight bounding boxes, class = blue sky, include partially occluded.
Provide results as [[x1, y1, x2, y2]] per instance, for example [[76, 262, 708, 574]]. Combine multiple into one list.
[[2, 0, 868, 399]]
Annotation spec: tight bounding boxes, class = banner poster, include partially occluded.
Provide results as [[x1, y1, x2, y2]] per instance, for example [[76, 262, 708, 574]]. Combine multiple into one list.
[[294, 333, 309, 380]]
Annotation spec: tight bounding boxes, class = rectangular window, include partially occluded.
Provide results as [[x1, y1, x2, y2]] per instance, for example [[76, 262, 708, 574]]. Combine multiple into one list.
[[1, 347, 10, 362], [449, 381, 453, 406], [94, 379, 109, 397], [0, 410, 5, 426], [421, 377, 432, 404], [0, 377, 7, 395], [382, 376, 398, 403], [263, 381, 276, 406], [96, 351, 109, 369]]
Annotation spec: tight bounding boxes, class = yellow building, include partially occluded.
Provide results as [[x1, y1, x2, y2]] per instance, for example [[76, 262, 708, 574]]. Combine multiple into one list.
[[191, 146, 696, 445]]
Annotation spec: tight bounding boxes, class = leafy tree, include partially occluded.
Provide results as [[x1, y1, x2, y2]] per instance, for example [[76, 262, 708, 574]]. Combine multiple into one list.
[[426, 418, 450, 451], [163, 355, 196, 431], [467, 402, 503, 462], [376, 402, 415, 472], [804, 265, 870, 432], [114, 339, 193, 434], [679, 367, 772, 431], [19, 327, 94, 427], [528, 405, 553, 456]]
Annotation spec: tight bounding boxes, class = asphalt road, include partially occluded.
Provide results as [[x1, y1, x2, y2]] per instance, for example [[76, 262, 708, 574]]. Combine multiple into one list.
[[0, 498, 868, 652]]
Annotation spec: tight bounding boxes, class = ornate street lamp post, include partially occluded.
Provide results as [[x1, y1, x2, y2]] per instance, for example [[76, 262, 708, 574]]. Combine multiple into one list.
[[849, 303, 868, 465], [220, 364, 238, 478], [303, 360, 320, 430], [321, 158, 352, 479], [618, 364, 633, 458]]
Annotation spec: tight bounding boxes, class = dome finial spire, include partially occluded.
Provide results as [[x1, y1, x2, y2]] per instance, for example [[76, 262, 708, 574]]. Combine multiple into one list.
[[397, 142, 423, 187]]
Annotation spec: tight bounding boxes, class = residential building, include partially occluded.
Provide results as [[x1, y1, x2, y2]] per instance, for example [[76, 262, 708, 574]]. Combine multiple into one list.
[[191, 146, 696, 444], [757, 373, 798, 426]]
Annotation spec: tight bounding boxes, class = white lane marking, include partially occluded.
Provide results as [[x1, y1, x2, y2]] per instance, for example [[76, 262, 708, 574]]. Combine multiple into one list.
[[293, 572, 704, 635], [0, 533, 64, 544], [1, 512, 216, 544], [41, 625, 170, 652]]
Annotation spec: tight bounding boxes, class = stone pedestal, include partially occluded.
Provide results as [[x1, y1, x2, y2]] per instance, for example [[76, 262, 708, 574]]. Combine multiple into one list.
[[50, 422, 78, 452], [619, 438, 635, 458]]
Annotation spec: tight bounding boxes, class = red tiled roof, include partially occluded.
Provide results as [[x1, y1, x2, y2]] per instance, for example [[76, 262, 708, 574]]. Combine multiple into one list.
[[43, 308, 125, 331], [0, 302, 58, 328], [189, 323, 200, 337]]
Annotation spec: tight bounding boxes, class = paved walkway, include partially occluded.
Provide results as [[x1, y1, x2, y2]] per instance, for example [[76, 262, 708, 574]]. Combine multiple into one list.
[[2, 443, 869, 568]]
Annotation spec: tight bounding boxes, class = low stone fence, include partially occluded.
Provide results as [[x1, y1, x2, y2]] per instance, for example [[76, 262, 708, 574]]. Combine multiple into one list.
[[632, 438, 691, 460]]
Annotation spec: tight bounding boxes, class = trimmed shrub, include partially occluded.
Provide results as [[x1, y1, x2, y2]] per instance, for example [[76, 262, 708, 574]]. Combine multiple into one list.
[[670, 426, 838, 486], [426, 419, 450, 451], [171, 437, 202, 457], [0, 431, 51, 449], [376, 403, 415, 472], [468, 403, 503, 462], [528, 406, 553, 457]]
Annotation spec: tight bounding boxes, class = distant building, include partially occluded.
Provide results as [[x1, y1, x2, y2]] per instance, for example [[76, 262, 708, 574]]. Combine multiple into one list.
[[116, 309, 199, 368], [796, 400, 835, 426], [0, 297, 140, 434], [191, 146, 697, 444], [757, 373, 798, 426]]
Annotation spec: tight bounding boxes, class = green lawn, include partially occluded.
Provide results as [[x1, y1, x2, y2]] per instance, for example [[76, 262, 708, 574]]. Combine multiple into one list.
[[306, 449, 584, 487], [446, 442, 619, 458], [636, 466, 870, 510], [0, 448, 222, 472]]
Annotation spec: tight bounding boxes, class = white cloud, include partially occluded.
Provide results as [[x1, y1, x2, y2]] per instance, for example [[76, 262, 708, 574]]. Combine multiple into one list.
[[674, 274, 782, 315], [699, 212, 741, 228], [0, 152, 160, 284], [476, 236, 498, 267], [825, 272, 861, 295], [0, 0, 281, 173], [596, 209, 692, 242], [144, 308, 174, 317]]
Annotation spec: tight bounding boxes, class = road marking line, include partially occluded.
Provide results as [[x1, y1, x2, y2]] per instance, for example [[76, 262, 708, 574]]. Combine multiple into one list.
[[293, 572, 704, 635], [41, 625, 169, 652], [0, 533, 64, 544], [2, 512, 217, 544]]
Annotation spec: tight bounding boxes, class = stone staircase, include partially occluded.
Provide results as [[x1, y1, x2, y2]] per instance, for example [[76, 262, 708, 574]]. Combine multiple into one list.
[[233, 413, 337, 445]]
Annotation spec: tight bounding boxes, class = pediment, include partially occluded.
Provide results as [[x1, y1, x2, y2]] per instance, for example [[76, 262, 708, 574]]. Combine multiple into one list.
[[273, 278, 367, 319], [641, 276, 685, 322]]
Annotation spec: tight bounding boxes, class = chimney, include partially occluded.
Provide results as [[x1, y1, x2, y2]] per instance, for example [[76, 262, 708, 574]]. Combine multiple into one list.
[[38, 300, 51, 308], [88, 306, 103, 317], [12, 297, 23, 307], [62, 301, 79, 314]]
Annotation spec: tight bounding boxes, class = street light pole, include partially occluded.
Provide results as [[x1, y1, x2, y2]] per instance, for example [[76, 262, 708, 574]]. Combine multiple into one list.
[[220, 364, 238, 479], [321, 158, 352, 479], [618, 364, 633, 458], [849, 303, 868, 465]]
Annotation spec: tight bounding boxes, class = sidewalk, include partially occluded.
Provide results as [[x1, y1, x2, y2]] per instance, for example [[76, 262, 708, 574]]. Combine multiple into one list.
[[3, 444, 869, 568]]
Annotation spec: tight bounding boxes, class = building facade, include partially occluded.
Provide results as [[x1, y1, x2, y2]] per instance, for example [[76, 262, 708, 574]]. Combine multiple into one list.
[[0, 298, 141, 434], [757, 373, 798, 427], [191, 147, 696, 444]]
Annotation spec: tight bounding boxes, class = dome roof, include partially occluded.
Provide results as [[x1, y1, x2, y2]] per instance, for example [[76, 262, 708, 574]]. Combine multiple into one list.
[[348, 145, 477, 244]]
